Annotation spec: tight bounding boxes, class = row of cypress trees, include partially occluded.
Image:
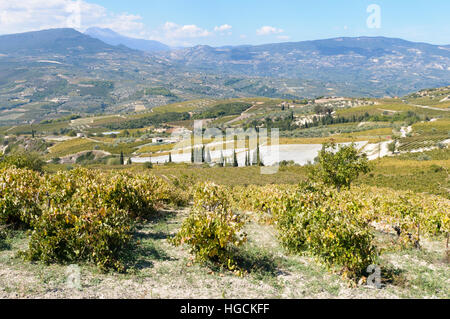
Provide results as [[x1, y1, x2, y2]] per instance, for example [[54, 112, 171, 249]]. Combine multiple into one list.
[[121, 140, 263, 167], [190, 143, 263, 167]]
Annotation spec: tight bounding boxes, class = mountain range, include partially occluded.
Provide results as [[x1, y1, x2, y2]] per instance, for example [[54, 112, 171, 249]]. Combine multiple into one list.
[[0, 28, 449, 124], [84, 27, 170, 52], [160, 37, 450, 95]]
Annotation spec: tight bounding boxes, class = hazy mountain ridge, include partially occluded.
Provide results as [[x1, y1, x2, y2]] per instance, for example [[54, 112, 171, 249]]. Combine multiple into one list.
[[85, 27, 170, 52]]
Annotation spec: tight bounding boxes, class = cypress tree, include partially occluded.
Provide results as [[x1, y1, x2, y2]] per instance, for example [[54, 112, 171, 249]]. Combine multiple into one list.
[[232, 150, 238, 167], [256, 143, 261, 166], [201, 145, 205, 163], [219, 151, 224, 167]]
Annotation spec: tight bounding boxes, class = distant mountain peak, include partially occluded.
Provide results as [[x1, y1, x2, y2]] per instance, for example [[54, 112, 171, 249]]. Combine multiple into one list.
[[85, 27, 170, 52], [0, 28, 126, 55], [85, 27, 119, 38]]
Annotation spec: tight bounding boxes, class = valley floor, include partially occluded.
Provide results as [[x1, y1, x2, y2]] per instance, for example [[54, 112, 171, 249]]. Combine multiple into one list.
[[1, 209, 448, 299]]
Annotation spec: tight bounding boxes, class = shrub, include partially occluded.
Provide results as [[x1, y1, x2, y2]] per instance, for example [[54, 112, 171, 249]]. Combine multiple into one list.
[[386, 195, 424, 247], [144, 161, 153, 169], [43, 168, 168, 219], [232, 182, 325, 225], [171, 183, 247, 271], [232, 181, 448, 277], [417, 154, 431, 161], [0, 165, 187, 271], [75, 151, 95, 164], [0, 227, 5, 243], [279, 160, 297, 167], [388, 141, 397, 153], [23, 168, 136, 271], [274, 187, 377, 278], [430, 164, 443, 173], [310, 142, 371, 191], [21, 168, 187, 271], [304, 204, 377, 278], [122, 172, 188, 213], [98, 172, 155, 219], [0, 167, 43, 228], [437, 142, 446, 149], [24, 205, 132, 272], [0, 152, 45, 172], [192, 182, 232, 212]]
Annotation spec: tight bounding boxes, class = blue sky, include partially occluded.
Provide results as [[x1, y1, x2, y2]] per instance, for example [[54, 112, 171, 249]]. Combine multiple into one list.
[[1, 0, 449, 46]]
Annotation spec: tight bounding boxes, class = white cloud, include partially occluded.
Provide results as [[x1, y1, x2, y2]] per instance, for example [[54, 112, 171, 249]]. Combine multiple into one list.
[[162, 22, 211, 39], [256, 26, 284, 36], [214, 24, 232, 32], [0, 0, 148, 37], [0, 1, 214, 46]]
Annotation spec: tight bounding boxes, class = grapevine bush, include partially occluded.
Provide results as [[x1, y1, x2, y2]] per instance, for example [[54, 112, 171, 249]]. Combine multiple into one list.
[[274, 186, 377, 277], [232, 182, 449, 277], [0, 165, 188, 271], [349, 186, 449, 247], [0, 152, 45, 172], [1, 161, 448, 277], [172, 182, 247, 272], [24, 205, 133, 272], [0, 167, 43, 228]]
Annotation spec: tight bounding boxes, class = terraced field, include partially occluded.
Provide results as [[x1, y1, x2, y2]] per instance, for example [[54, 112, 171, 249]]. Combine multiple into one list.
[[398, 135, 448, 152]]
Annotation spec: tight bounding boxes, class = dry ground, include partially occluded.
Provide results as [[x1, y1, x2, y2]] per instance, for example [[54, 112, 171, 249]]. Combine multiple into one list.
[[0, 209, 448, 299]]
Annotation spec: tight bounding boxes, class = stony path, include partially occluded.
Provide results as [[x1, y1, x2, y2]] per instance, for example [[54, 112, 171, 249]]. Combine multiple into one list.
[[225, 104, 257, 125], [404, 101, 449, 112]]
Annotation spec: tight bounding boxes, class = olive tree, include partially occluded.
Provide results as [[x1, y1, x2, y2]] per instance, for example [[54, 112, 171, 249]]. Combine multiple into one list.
[[311, 142, 371, 191]]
